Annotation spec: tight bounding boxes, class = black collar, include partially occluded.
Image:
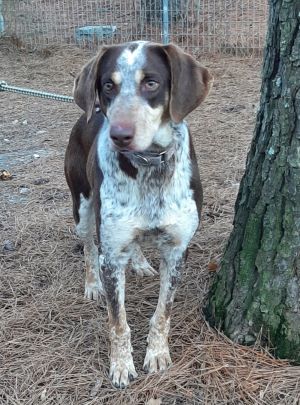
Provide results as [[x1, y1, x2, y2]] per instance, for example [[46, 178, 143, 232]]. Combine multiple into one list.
[[120, 145, 175, 167]]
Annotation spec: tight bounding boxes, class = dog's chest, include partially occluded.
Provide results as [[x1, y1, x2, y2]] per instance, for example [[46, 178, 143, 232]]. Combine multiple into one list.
[[102, 159, 193, 218], [101, 163, 198, 249], [97, 123, 199, 246]]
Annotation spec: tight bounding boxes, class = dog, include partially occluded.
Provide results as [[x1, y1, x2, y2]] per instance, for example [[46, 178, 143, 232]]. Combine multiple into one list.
[[65, 41, 212, 388]]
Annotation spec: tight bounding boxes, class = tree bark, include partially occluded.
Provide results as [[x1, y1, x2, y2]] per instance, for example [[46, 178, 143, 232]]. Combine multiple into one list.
[[205, 0, 300, 361]]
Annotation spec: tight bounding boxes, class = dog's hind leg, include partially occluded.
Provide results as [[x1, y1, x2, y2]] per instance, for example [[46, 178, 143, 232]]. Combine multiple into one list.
[[76, 194, 104, 301], [65, 119, 104, 301], [131, 244, 158, 277]]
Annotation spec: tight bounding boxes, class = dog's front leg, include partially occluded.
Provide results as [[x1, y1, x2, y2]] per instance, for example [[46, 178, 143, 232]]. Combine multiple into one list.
[[101, 255, 137, 388], [143, 248, 185, 373]]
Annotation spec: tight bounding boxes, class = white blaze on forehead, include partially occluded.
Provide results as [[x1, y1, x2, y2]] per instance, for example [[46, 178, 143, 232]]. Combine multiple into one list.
[[116, 42, 147, 95], [119, 41, 147, 66]]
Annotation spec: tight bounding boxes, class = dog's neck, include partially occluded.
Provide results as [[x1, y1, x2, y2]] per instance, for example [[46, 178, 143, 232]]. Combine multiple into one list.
[[120, 143, 175, 167]]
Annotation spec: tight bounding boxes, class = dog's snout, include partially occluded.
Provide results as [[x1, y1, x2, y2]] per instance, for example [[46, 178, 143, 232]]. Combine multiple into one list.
[[110, 124, 135, 148]]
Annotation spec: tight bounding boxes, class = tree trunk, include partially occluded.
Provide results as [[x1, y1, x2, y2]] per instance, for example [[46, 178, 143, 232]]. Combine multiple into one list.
[[205, 0, 300, 361]]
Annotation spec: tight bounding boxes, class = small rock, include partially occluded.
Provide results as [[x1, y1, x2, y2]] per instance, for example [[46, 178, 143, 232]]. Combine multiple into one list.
[[12, 119, 18, 125], [3, 240, 15, 252], [33, 154, 40, 159], [33, 178, 49, 185], [4, 138, 9, 143], [40, 388, 47, 401], [222, 104, 246, 113], [22, 120, 28, 125], [147, 399, 162, 405], [19, 187, 30, 194], [0, 169, 12, 180]]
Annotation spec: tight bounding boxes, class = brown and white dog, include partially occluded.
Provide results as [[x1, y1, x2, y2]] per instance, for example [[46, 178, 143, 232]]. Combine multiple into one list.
[[65, 41, 212, 388]]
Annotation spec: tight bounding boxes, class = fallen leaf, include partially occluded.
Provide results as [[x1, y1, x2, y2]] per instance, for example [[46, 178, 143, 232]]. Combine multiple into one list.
[[90, 378, 103, 397], [208, 261, 218, 272], [147, 399, 162, 405]]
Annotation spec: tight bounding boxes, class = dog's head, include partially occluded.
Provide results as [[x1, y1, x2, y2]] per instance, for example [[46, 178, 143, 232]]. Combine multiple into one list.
[[73, 41, 213, 152]]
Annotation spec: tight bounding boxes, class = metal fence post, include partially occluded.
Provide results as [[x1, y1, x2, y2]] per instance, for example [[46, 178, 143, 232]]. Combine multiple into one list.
[[0, 0, 4, 35], [162, 0, 169, 44]]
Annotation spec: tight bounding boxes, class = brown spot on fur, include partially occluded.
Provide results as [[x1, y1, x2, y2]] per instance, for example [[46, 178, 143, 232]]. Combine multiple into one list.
[[102, 264, 120, 323], [118, 153, 138, 179], [189, 131, 203, 222], [161, 43, 213, 123], [65, 113, 104, 224]]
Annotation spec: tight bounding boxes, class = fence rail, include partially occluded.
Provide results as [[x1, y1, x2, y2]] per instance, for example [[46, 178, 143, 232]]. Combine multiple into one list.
[[1, 0, 268, 55]]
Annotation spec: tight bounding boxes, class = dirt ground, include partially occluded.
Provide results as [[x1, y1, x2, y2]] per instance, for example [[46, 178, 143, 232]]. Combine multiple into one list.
[[1, 39, 300, 404]]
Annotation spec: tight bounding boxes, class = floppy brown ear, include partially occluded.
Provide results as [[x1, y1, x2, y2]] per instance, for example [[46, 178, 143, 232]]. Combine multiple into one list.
[[73, 47, 107, 122], [162, 44, 213, 123]]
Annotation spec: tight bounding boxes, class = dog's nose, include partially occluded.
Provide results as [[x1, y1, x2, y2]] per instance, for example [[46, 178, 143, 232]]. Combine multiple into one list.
[[110, 124, 134, 148]]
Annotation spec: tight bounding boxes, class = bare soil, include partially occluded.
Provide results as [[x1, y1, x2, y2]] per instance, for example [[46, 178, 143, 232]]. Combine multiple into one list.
[[1, 39, 300, 404]]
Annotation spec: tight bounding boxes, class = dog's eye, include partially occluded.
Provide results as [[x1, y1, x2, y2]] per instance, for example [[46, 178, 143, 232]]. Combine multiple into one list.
[[143, 80, 159, 91], [103, 82, 114, 92]]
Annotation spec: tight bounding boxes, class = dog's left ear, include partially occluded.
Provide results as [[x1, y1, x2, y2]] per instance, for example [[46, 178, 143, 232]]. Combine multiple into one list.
[[162, 44, 213, 123], [73, 47, 108, 122]]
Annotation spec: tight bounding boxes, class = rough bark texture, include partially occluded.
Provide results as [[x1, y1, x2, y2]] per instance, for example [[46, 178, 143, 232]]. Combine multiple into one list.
[[205, 0, 300, 361]]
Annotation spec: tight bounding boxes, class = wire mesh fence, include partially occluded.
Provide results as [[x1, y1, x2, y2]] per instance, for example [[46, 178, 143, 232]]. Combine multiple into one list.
[[1, 0, 268, 55]]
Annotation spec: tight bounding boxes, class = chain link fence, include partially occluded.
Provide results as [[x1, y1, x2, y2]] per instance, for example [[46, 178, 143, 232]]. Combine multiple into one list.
[[1, 0, 268, 55]]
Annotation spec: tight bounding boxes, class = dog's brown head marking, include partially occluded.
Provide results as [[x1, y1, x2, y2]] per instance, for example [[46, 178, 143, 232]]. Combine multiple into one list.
[[161, 44, 213, 123]]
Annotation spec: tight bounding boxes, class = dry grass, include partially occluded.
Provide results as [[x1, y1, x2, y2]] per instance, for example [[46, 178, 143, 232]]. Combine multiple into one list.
[[1, 40, 300, 404]]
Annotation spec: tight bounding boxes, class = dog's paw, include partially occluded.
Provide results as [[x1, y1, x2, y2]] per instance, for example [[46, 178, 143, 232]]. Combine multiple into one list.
[[143, 347, 172, 373], [131, 261, 158, 277], [84, 268, 105, 301], [143, 350, 172, 373], [131, 245, 158, 277], [109, 358, 138, 389], [84, 280, 104, 301]]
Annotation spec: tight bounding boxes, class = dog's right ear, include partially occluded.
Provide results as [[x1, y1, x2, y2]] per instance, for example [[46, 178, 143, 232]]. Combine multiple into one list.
[[73, 47, 108, 122]]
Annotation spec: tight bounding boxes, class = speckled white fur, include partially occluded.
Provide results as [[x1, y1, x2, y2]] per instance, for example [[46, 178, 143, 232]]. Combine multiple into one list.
[[98, 121, 198, 249]]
